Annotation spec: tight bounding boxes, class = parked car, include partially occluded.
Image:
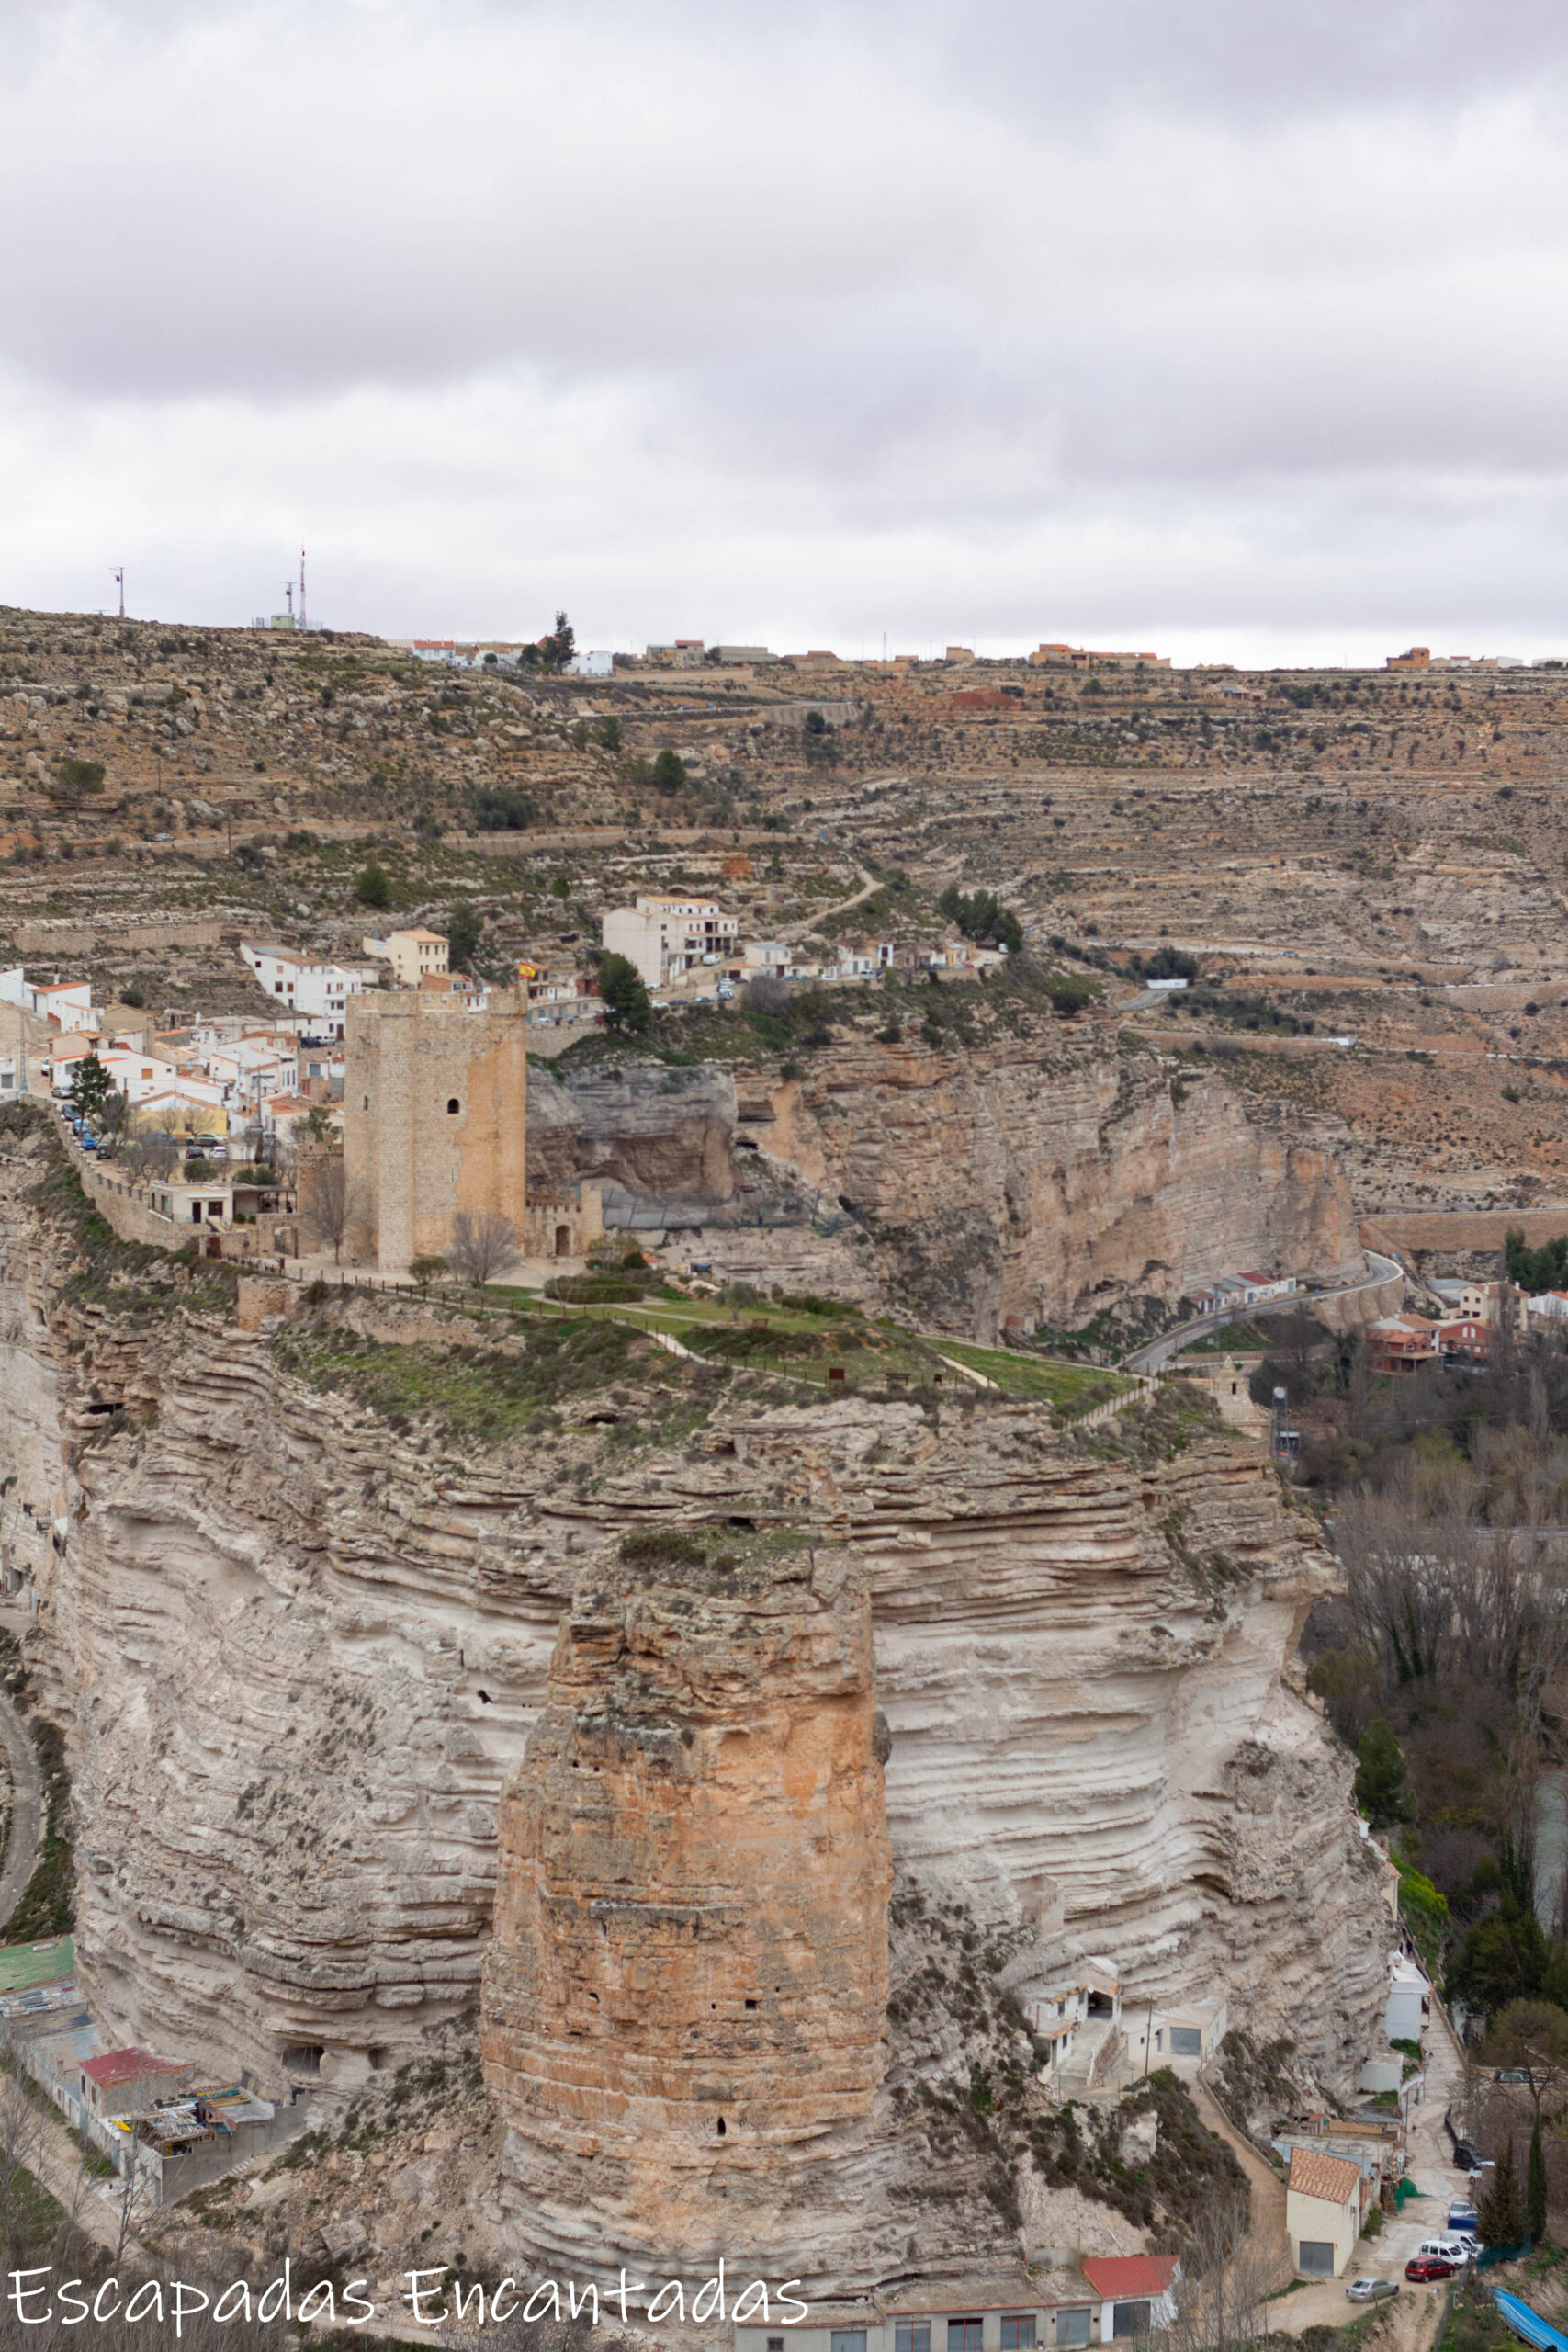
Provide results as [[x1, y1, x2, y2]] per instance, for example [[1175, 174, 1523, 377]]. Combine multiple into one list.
[[1451, 2140, 1481, 2168], [1347, 2280, 1400, 2302], [1405, 2257, 1459, 2283], [1448, 2204, 1481, 2233], [1418, 2237, 1483, 2266]]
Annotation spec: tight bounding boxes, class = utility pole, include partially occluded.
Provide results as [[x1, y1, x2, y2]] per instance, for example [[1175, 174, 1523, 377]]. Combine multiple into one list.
[[113, 568, 124, 619], [284, 582, 294, 622], [299, 545, 307, 634]]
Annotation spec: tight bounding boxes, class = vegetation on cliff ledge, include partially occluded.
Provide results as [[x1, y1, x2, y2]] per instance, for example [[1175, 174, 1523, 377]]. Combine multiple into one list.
[[272, 1306, 724, 1442]]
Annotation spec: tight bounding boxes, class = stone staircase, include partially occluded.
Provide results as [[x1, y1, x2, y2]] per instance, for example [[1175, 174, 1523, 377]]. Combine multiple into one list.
[[1056, 2018, 1128, 2095]]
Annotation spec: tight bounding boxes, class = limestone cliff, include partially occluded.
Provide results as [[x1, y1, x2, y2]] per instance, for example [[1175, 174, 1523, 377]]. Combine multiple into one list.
[[0, 1115, 1388, 2290], [787, 1041, 1359, 1334], [528, 1042, 1360, 1338]]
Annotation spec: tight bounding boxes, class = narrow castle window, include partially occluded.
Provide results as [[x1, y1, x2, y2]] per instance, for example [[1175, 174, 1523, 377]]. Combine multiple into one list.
[[447, 1097, 460, 1114], [716, 2116, 726, 2136]]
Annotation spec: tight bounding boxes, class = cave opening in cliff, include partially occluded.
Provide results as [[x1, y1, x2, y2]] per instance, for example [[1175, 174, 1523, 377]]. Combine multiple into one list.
[[716, 2116, 726, 2135]]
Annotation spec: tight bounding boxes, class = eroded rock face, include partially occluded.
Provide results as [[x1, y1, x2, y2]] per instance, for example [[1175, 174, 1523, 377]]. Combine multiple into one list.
[[525, 1063, 738, 1204], [791, 1043, 1360, 1333], [526, 1044, 1359, 1339], [481, 1533, 891, 2274], [0, 1125, 1389, 2289]]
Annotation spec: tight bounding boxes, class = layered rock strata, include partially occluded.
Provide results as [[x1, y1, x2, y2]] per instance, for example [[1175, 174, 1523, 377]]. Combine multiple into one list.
[[0, 1125, 1389, 2286], [528, 1046, 1362, 1338], [481, 1533, 892, 2276]]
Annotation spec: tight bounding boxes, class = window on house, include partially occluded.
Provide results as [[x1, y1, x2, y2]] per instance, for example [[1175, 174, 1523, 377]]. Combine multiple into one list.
[[1002, 2320, 1036, 2349], [831, 2335, 866, 2352], [1056, 2315, 1091, 2348], [1112, 2306, 1151, 2339], [949, 2323, 984, 2352], [896, 2326, 931, 2352], [1169, 2027, 1202, 2057]]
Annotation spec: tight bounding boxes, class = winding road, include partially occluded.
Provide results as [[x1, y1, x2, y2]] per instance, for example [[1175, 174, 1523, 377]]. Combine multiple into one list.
[[1122, 1250, 1404, 1374]]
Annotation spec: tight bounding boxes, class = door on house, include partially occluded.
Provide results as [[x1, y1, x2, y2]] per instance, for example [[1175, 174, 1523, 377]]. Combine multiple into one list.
[[1112, 2305, 1151, 2339], [949, 2323, 984, 2352], [1298, 2244, 1335, 2276], [555, 1225, 570, 1256]]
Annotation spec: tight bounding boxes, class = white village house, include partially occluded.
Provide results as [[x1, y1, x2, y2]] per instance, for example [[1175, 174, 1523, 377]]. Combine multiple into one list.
[[240, 945, 379, 1038]]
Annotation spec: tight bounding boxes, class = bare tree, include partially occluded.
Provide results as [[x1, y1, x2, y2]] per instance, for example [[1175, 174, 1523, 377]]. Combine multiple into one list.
[[1480, 2000, 1568, 2130], [447, 1210, 521, 1288], [1336, 1464, 1568, 1711], [301, 1156, 357, 1263], [0, 2048, 51, 2277], [1160, 2203, 1285, 2352]]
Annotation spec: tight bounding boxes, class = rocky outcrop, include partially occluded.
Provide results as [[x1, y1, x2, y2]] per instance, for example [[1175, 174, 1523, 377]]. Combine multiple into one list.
[[526, 1062, 739, 1206], [528, 1043, 1360, 1339], [0, 1121, 1389, 2288], [789, 1042, 1360, 1336], [481, 1530, 893, 2278]]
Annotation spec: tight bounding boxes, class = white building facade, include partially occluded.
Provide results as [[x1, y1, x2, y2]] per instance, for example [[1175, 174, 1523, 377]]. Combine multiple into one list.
[[240, 946, 378, 1038], [602, 897, 739, 989]]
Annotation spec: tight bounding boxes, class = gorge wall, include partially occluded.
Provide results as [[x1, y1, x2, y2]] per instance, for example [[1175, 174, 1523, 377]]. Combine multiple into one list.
[[530, 1042, 1361, 1337], [0, 1117, 1390, 2288]]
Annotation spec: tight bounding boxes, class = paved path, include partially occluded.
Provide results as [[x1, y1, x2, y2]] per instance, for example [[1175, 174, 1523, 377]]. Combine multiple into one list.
[[1191, 2075, 1292, 2291], [0, 1686, 42, 1933], [1271, 2004, 1467, 2337], [1122, 1251, 1404, 1374]]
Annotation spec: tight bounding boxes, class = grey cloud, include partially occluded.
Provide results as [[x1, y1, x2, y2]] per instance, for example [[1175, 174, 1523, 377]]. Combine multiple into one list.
[[6, 0, 1568, 654]]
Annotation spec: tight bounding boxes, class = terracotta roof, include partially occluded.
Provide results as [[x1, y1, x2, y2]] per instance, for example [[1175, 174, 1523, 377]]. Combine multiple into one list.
[[1288, 2147, 1362, 2205], [82, 2046, 187, 2088], [1081, 2256, 1179, 2300]]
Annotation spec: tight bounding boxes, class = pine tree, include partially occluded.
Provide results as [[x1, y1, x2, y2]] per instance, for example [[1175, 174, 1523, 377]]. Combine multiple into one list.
[[1481, 2136, 1527, 2249], [1529, 2118, 1548, 2245], [1354, 1719, 1415, 1832]]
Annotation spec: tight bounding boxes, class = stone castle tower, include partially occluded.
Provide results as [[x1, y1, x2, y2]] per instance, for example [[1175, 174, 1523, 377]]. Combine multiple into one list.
[[343, 989, 528, 1271]]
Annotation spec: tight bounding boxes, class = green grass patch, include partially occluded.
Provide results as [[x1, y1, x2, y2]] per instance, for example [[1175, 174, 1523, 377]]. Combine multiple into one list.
[[6, 1720, 77, 1943], [935, 1340, 1135, 1410], [274, 1312, 716, 1439]]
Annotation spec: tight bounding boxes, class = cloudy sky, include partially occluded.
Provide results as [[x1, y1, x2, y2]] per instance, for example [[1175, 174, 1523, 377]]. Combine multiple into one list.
[[5, 0, 1568, 665]]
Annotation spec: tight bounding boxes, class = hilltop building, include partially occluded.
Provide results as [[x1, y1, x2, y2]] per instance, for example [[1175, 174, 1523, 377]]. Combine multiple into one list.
[[602, 896, 739, 989], [240, 945, 378, 1038], [344, 991, 530, 1272], [362, 927, 448, 988]]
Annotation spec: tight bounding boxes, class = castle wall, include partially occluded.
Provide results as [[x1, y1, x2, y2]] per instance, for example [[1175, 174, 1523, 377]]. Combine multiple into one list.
[[344, 991, 528, 1270]]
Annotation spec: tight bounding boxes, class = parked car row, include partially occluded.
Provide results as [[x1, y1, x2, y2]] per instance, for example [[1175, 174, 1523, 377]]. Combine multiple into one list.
[[1405, 2229, 1487, 2284]]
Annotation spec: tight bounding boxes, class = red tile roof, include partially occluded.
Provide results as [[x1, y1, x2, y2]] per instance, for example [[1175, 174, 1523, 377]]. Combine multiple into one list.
[[1288, 2147, 1362, 2205], [1081, 2257, 1179, 2300], [82, 2046, 187, 2088]]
